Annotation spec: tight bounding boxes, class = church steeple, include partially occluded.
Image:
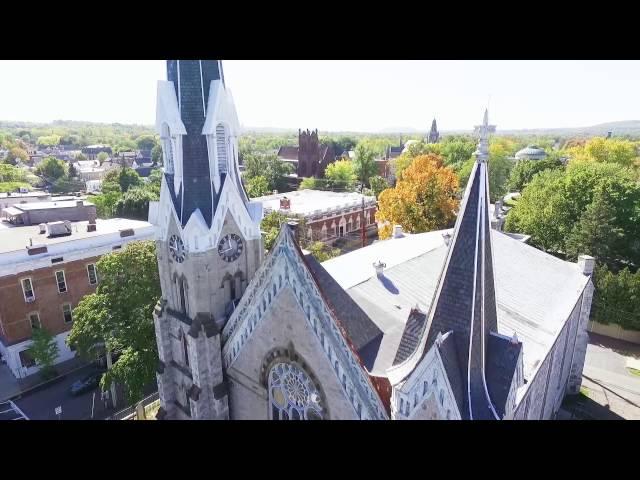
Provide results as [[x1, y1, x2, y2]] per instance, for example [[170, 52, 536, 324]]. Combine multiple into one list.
[[421, 109, 498, 419], [427, 118, 439, 144], [157, 60, 248, 229], [389, 110, 501, 419]]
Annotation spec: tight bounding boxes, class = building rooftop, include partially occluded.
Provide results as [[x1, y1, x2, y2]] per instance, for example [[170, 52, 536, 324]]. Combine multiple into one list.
[[515, 145, 547, 160], [0, 191, 49, 200], [0, 218, 153, 256], [321, 229, 589, 380], [10, 200, 94, 212], [254, 189, 375, 217]]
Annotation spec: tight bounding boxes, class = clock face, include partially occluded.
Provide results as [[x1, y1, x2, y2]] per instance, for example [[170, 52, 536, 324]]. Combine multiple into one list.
[[168, 234, 186, 263], [218, 233, 243, 263]]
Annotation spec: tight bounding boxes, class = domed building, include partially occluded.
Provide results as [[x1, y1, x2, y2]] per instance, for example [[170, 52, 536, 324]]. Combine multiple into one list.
[[514, 145, 547, 161]]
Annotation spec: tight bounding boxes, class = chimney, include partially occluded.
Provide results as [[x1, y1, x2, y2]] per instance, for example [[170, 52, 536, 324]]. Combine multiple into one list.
[[392, 225, 403, 238], [577, 254, 595, 276], [280, 196, 291, 210], [373, 260, 386, 277], [38, 223, 46, 234]]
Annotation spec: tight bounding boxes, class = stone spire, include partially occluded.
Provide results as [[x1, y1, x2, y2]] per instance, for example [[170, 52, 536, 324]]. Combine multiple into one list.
[[420, 109, 500, 419], [428, 118, 439, 143], [473, 109, 495, 163]]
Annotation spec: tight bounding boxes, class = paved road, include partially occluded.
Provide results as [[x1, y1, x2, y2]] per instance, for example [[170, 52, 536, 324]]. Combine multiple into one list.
[[13, 365, 117, 420], [580, 333, 640, 419]]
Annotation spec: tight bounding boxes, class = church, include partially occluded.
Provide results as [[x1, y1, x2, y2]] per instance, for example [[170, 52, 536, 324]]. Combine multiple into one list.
[[149, 60, 594, 420]]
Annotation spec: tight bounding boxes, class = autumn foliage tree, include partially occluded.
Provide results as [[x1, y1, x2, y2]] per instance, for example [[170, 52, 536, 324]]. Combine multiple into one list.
[[376, 154, 459, 239]]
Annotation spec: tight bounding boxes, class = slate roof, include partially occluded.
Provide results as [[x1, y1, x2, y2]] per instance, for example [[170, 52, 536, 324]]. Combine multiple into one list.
[[303, 253, 383, 371], [436, 331, 464, 413], [393, 308, 427, 365], [486, 333, 522, 418], [277, 146, 299, 161]]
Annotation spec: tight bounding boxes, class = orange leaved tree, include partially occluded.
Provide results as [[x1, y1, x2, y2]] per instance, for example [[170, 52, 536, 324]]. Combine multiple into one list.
[[376, 154, 459, 239]]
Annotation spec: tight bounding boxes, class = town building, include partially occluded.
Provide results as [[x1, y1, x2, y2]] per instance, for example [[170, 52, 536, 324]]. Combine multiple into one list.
[[1, 191, 53, 210], [514, 145, 548, 161], [427, 118, 440, 143], [150, 61, 593, 421], [73, 160, 106, 181], [277, 129, 337, 178], [253, 189, 377, 244], [82, 145, 113, 160], [1, 199, 96, 226], [0, 218, 155, 379]]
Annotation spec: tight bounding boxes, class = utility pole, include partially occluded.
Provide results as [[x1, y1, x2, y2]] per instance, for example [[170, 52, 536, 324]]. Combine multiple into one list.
[[361, 196, 366, 248]]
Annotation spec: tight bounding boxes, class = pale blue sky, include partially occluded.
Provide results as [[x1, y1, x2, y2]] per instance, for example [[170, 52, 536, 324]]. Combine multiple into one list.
[[0, 60, 638, 132]]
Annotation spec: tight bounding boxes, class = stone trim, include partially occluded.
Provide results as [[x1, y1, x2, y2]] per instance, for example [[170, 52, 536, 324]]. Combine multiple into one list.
[[173, 400, 191, 418], [166, 307, 192, 326], [170, 359, 193, 380], [213, 381, 228, 400], [157, 360, 165, 374]]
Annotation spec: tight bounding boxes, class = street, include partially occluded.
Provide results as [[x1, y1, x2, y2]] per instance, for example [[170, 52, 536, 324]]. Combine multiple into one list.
[[579, 332, 640, 419], [12, 364, 118, 420]]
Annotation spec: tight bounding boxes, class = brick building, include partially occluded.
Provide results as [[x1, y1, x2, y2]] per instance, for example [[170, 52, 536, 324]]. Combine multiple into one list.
[[2, 199, 96, 226], [254, 189, 377, 244], [0, 218, 155, 379], [277, 129, 337, 178]]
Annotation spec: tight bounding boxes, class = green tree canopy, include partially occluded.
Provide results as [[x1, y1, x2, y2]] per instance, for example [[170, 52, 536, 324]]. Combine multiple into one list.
[[246, 175, 270, 198], [67, 241, 161, 403], [368, 175, 390, 198], [36, 134, 61, 147], [505, 161, 640, 267], [592, 265, 640, 331], [243, 152, 293, 192], [36, 156, 67, 179], [506, 156, 564, 192], [28, 328, 59, 379], [324, 159, 356, 191], [118, 167, 142, 192], [4, 146, 29, 166], [135, 134, 158, 151], [97, 151, 109, 164], [352, 144, 378, 187], [114, 187, 159, 220]]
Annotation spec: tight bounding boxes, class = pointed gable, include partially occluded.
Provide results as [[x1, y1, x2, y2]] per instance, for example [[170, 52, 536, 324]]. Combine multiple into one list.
[[222, 224, 388, 419]]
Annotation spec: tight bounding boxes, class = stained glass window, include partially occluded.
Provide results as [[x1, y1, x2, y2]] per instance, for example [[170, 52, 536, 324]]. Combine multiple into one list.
[[268, 362, 324, 420]]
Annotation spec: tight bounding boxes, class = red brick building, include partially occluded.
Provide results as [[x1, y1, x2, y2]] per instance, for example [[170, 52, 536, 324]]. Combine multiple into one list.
[[0, 218, 155, 379], [255, 189, 377, 245]]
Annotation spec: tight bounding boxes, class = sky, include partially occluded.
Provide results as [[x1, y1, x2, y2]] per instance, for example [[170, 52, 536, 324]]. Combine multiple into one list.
[[0, 60, 639, 132]]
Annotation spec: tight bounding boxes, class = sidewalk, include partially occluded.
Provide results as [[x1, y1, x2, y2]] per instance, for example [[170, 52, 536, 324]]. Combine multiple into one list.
[[0, 356, 90, 402]]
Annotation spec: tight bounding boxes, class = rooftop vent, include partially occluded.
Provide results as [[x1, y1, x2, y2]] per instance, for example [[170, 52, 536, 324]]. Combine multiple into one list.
[[373, 260, 386, 277], [442, 232, 452, 246], [46, 221, 72, 238], [392, 225, 403, 238], [38, 223, 46, 234]]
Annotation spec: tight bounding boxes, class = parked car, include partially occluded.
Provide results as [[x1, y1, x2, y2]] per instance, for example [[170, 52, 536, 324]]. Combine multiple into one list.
[[69, 371, 103, 397]]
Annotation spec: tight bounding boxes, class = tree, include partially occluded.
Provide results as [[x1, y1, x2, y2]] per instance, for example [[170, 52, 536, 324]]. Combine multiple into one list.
[[114, 187, 159, 220], [565, 188, 625, 268], [261, 211, 290, 252], [324, 159, 356, 191], [101, 169, 123, 194], [299, 177, 320, 190], [28, 328, 59, 380], [36, 135, 61, 147], [376, 154, 459, 239], [97, 151, 109, 164], [52, 177, 85, 193], [352, 144, 378, 187], [246, 175, 270, 198], [368, 175, 389, 198], [507, 157, 564, 192], [93, 191, 121, 218], [36, 156, 67, 179], [4, 146, 29, 166], [566, 137, 639, 168], [306, 241, 340, 262], [592, 265, 640, 331], [505, 161, 640, 265], [68, 162, 78, 178], [135, 134, 158, 151], [75, 153, 88, 161], [118, 167, 141, 192], [151, 144, 163, 165], [67, 241, 161, 403], [243, 152, 293, 192]]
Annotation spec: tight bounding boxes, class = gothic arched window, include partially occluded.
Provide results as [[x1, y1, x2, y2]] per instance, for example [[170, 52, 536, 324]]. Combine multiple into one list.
[[161, 123, 174, 174], [216, 123, 228, 175], [268, 363, 324, 420]]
